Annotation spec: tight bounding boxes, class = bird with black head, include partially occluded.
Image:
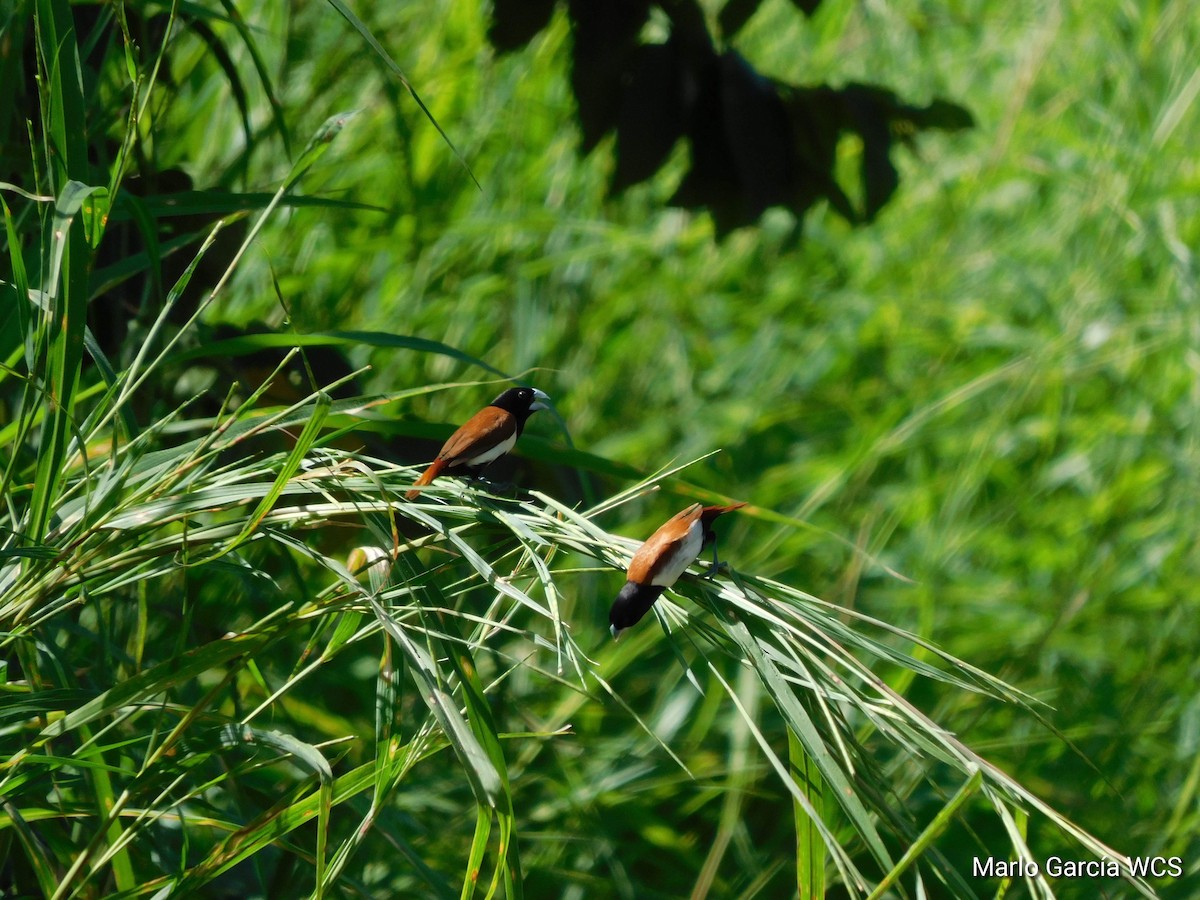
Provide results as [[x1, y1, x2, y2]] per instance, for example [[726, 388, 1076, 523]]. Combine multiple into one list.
[[406, 387, 550, 500], [609, 502, 746, 637]]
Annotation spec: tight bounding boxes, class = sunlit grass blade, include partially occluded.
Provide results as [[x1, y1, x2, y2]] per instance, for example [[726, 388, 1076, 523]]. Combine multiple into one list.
[[721, 617, 888, 890], [27, 181, 106, 543], [209, 391, 331, 561], [365, 588, 503, 809], [461, 805, 492, 900], [789, 729, 827, 900]]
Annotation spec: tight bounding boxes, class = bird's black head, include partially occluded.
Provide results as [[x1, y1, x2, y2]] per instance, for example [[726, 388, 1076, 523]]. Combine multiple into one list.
[[489, 386, 550, 421], [608, 581, 666, 639]]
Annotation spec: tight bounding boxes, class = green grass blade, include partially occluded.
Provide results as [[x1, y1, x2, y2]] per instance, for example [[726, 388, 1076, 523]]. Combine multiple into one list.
[[3, 800, 62, 897], [37, 633, 272, 741], [461, 805, 492, 900], [789, 729, 827, 900], [722, 617, 893, 883], [211, 391, 332, 559], [867, 768, 983, 900], [26, 182, 105, 542], [165, 329, 511, 378], [366, 593, 503, 808]]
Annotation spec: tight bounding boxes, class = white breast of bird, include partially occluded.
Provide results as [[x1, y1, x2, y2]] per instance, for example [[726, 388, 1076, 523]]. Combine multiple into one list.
[[458, 432, 518, 468], [650, 519, 705, 587]]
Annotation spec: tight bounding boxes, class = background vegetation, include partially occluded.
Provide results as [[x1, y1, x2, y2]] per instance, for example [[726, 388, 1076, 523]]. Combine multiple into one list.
[[2, 0, 1197, 897]]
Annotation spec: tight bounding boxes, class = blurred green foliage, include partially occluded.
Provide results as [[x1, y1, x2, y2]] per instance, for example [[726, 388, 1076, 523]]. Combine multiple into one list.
[[235, 0, 1198, 868], [239, 0, 1200, 893], [2, 0, 1197, 897]]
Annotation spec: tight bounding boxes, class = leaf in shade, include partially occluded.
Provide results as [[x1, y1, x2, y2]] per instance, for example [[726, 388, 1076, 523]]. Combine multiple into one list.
[[567, 0, 654, 153], [840, 85, 900, 222], [527, 1, 971, 236], [719, 51, 793, 221], [781, 86, 858, 224], [612, 38, 686, 192], [112, 188, 383, 221], [912, 97, 975, 132], [789, 0, 824, 14], [166, 329, 509, 378], [835, 84, 972, 221], [489, 0, 558, 53], [670, 52, 742, 232], [718, 0, 765, 38], [860, 129, 898, 222]]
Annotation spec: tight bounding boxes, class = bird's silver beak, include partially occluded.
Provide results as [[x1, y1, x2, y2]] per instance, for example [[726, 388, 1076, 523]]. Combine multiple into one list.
[[530, 388, 551, 412], [609, 624, 621, 640]]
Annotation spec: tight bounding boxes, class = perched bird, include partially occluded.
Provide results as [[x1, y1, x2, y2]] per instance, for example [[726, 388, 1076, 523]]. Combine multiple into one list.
[[406, 387, 550, 500], [609, 502, 746, 638]]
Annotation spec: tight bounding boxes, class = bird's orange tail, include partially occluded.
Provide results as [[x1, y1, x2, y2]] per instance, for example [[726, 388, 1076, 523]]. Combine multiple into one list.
[[405, 458, 447, 500], [699, 501, 748, 524]]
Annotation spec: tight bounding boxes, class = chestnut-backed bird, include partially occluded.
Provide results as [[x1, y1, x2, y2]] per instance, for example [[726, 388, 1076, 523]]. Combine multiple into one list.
[[609, 502, 746, 637], [406, 387, 550, 500]]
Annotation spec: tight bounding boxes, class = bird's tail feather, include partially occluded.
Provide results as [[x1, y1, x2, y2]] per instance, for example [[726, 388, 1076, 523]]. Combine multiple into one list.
[[405, 458, 446, 500], [700, 501, 747, 522]]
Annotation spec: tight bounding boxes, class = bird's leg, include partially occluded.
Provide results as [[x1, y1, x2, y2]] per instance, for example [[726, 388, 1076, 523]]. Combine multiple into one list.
[[703, 535, 724, 579], [466, 470, 515, 496]]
